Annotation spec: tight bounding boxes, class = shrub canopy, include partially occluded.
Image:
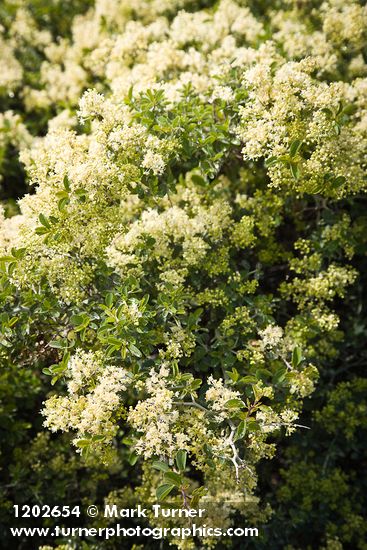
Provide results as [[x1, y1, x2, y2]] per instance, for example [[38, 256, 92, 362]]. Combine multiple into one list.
[[0, 0, 366, 548]]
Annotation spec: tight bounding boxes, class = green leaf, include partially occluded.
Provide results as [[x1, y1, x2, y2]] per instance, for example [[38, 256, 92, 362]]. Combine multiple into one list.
[[274, 367, 287, 384], [265, 156, 278, 167], [290, 163, 300, 180], [62, 351, 71, 366], [0, 256, 15, 262], [292, 347, 303, 368], [11, 247, 25, 259], [70, 314, 84, 326], [75, 439, 90, 448], [175, 450, 187, 472], [105, 336, 122, 347], [190, 486, 206, 508], [49, 339, 68, 349], [331, 175, 346, 189], [289, 139, 302, 158], [127, 85, 134, 102], [190, 379, 202, 390], [39, 213, 51, 228], [152, 460, 170, 473], [227, 368, 239, 383], [191, 174, 206, 187], [247, 420, 261, 432], [234, 420, 247, 441], [58, 197, 69, 211], [240, 375, 258, 384], [105, 292, 114, 307], [63, 175, 71, 191], [35, 227, 49, 235], [321, 107, 333, 118], [225, 398, 245, 408], [91, 435, 105, 442], [128, 452, 138, 465], [56, 190, 69, 200], [164, 471, 182, 487], [8, 316, 19, 327], [341, 104, 357, 116], [129, 343, 142, 357], [51, 364, 67, 374], [156, 484, 175, 501]]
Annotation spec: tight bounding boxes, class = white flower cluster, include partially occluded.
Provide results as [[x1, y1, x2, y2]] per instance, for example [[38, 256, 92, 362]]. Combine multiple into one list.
[[42, 351, 130, 447], [128, 366, 190, 458], [256, 408, 299, 436], [259, 325, 284, 350], [205, 376, 241, 420], [0, 35, 22, 92], [237, 56, 367, 195], [107, 183, 233, 278]]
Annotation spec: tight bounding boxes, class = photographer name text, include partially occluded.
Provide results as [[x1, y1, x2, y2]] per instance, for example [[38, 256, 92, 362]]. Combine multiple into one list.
[[105, 504, 206, 518]]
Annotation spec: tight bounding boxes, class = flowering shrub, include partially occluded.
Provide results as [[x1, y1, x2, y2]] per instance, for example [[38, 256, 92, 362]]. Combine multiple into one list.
[[1, 0, 367, 548]]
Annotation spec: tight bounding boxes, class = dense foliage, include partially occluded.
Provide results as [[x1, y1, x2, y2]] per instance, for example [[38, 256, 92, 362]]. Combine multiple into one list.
[[0, 0, 366, 549]]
